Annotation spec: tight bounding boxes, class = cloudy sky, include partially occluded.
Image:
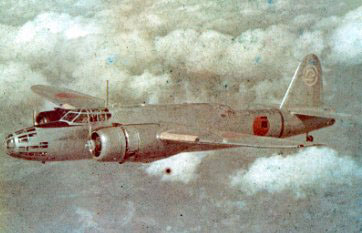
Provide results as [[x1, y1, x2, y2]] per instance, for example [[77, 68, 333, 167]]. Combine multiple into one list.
[[0, 0, 361, 232]]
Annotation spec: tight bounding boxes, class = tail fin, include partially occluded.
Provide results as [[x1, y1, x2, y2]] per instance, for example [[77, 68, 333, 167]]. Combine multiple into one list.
[[280, 54, 323, 109]]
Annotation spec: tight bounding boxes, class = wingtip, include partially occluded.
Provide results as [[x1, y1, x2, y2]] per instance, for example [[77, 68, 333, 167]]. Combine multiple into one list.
[[31, 84, 49, 93], [301, 143, 326, 148], [31, 84, 47, 89], [30, 85, 40, 91]]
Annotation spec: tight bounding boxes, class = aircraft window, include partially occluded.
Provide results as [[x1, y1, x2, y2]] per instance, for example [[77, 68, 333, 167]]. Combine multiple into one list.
[[62, 112, 78, 122], [40, 142, 48, 148], [74, 114, 89, 123], [26, 127, 36, 132], [6, 139, 12, 149], [15, 129, 25, 135], [37, 117, 49, 124], [18, 135, 28, 143], [89, 114, 98, 122], [88, 112, 111, 122], [28, 133, 37, 138], [99, 114, 106, 121]]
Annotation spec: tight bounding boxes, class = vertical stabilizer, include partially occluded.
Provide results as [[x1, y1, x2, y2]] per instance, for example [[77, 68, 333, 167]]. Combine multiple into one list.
[[280, 54, 323, 109]]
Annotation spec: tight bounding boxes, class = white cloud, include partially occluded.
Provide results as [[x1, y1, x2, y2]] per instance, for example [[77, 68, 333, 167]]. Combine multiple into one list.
[[15, 12, 100, 43], [144, 152, 207, 183], [75, 207, 99, 232], [0, 2, 360, 123], [0, 1, 361, 232], [0, 62, 47, 106], [329, 6, 362, 64], [293, 30, 324, 59], [230, 147, 362, 197], [128, 70, 170, 104], [120, 201, 136, 226]]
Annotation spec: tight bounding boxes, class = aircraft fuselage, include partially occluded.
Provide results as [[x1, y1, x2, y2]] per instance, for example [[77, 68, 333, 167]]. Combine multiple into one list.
[[5, 103, 334, 163]]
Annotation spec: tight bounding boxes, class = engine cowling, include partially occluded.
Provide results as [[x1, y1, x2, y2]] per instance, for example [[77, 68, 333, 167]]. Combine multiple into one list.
[[87, 124, 177, 163], [88, 127, 127, 162]]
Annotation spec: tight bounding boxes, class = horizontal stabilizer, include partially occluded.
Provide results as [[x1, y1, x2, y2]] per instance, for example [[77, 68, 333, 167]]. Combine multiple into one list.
[[289, 107, 351, 119]]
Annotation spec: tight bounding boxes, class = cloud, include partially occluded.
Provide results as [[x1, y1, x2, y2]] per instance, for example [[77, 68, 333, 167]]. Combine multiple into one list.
[[0, 62, 48, 130], [144, 152, 207, 183], [230, 147, 362, 197], [0, 2, 360, 121], [0, 1, 361, 233], [155, 26, 297, 79], [0, 62, 47, 103], [15, 12, 99, 43], [0, 0, 104, 25], [328, 6, 362, 64], [127, 70, 170, 104], [75, 207, 99, 232]]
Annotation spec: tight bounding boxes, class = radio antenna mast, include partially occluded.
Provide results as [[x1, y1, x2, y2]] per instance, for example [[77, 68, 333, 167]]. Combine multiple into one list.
[[32, 110, 36, 125], [105, 80, 109, 108]]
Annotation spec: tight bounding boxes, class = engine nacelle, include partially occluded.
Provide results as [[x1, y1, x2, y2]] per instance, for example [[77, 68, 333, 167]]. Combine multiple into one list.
[[88, 127, 127, 162], [88, 124, 177, 163]]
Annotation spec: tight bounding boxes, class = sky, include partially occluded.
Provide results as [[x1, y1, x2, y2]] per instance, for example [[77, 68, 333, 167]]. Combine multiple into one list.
[[0, 0, 361, 232]]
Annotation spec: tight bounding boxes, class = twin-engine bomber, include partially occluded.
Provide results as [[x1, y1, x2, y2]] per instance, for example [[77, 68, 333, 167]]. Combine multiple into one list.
[[4, 54, 345, 164]]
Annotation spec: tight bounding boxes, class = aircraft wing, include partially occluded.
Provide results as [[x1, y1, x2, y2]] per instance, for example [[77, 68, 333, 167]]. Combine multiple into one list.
[[31, 85, 105, 109], [289, 107, 351, 119], [158, 128, 321, 149]]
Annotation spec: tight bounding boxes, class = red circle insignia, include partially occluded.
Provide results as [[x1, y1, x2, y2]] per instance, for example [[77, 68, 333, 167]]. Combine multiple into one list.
[[55, 92, 82, 99], [253, 116, 269, 136]]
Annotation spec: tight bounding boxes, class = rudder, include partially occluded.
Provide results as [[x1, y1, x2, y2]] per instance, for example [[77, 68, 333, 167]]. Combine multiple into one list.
[[280, 54, 323, 109]]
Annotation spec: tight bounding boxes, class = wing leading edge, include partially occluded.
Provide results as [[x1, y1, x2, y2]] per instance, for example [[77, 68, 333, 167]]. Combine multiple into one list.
[[159, 128, 321, 149]]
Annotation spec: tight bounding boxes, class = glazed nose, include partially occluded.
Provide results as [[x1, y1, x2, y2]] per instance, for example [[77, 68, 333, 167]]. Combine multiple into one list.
[[4, 134, 15, 155], [4, 127, 37, 156]]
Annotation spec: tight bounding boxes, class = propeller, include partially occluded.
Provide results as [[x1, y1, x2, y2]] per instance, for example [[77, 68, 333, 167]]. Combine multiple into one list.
[[85, 80, 110, 157], [86, 131, 102, 157]]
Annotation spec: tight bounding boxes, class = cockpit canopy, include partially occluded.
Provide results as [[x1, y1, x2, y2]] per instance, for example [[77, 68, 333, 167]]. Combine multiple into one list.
[[35, 108, 111, 126], [36, 108, 67, 124], [60, 108, 111, 125]]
